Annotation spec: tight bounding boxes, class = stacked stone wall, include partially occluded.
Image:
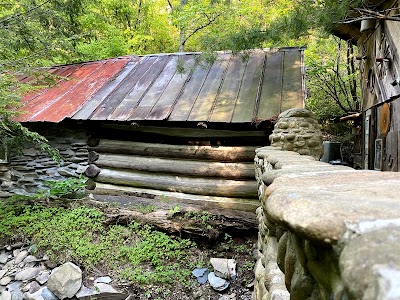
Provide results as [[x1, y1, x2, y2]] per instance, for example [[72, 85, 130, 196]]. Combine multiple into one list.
[[269, 109, 323, 159], [254, 109, 400, 300], [0, 123, 88, 197]]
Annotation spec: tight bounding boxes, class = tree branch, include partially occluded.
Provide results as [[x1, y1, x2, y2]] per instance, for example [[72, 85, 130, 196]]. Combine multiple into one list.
[[167, 0, 174, 10], [0, 0, 50, 26], [180, 13, 222, 48], [352, 7, 400, 22]]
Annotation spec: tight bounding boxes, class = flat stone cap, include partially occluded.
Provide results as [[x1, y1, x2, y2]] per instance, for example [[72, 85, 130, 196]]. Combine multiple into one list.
[[278, 108, 314, 118], [340, 226, 400, 299], [265, 171, 400, 245]]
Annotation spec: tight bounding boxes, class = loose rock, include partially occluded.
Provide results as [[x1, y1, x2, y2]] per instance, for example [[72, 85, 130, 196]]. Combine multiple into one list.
[[94, 276, 112, 284], [0, 290, 11, 300], [192, 268, 209, 285], [208, 272, 230, 292], [210, 258, 237, 280], [15, 267, 41, 282], [47, 262, 82, 299]]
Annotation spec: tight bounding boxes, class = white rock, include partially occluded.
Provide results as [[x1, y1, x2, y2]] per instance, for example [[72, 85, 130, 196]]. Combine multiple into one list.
[[0, 252, 8, 264], [0, 270, 7, 280], [208, 272, 230, 292], [94, 283, 118, 293], [10, 288, 23, 300], [36, 271, 50, 285], [0, 290, 11, 300], [23, 287, 58, 300], [75, 284, 97, 299], [21, 281, 40, 293], [14, 251, 28, 265], [14, 268, 41, 281], [0, 277, 12, 286], [6, 281, 21, 292], [47, 262, 82, 299], [94, 276, 112, 284], [24, 256, 39, 264], [210, 258, 237, 280], [12, 250, 20, 259]]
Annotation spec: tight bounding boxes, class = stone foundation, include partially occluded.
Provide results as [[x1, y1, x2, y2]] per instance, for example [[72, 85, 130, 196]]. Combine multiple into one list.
[[0, 123, 88, 197]]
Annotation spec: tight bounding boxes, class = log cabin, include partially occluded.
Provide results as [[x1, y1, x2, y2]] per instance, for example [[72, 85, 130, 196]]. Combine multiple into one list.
[[1, 49, 305, 214], [334, 0, 400, 171]]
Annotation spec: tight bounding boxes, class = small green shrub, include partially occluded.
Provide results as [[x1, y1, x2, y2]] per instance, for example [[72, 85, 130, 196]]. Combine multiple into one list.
[[45, 177, 87, 198], [8, 177, 87, 202]]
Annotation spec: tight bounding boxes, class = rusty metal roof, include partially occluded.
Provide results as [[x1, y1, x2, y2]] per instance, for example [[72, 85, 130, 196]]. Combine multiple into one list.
[[17, 48, 305, 123]]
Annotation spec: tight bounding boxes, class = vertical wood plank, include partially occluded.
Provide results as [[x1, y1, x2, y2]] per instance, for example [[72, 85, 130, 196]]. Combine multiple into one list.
[[146, 56, 196, 120], [90, 56, 156, 120], [40, 59, 130, 122], [127, 56, 178, 120], [73, 59, 138, 120], [21, 63, 100, 122]]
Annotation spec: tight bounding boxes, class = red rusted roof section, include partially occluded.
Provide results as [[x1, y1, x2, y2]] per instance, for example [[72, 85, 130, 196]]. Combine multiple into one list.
[[16, 57, 131, 122], [17, 48, 305, 123]]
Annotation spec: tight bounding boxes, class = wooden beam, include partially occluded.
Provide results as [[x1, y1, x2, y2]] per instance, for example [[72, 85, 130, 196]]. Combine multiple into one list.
[[93, 183, 259, 212], [95, 168, 258, 198], [89, 140, 257, 162], [99, 124, 265, 138], [94, 153, 255, 179]]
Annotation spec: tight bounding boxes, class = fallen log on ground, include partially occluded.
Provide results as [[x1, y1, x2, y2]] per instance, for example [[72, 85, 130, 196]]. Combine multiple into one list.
[[87, 197, 257, 239]]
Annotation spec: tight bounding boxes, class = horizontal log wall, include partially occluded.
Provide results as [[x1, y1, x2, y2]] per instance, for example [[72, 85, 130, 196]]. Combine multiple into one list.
[[88, 139, 260, 202]]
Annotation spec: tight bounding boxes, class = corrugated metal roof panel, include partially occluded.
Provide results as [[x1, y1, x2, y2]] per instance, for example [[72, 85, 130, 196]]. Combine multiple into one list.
[[17, 57, 130, 122], [18, 49, 305, 124]]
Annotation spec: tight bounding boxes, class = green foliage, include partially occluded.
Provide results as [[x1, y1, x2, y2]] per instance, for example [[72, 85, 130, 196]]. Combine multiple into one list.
[[0, 118, 61, 162], [45, 177, 87, 198], [8, 177, 87, 202], [119, 222, 194, 285], [0, 202, 197, 286], [134, 204, 157, 214], [305, 34, 360, 146]]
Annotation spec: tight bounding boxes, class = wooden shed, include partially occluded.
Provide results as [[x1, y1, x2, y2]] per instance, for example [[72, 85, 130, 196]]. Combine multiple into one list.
[[334, 0, 400, 171], [14, 48, 305, 211]]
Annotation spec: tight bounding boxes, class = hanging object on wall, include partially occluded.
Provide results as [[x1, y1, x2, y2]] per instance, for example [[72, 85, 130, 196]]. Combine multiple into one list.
[[360, 19, 376, 32], [379, 102, 391, 137]]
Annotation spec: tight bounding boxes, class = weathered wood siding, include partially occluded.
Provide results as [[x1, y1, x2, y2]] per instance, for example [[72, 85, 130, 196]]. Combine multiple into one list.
[[358, 3, 400, 171]]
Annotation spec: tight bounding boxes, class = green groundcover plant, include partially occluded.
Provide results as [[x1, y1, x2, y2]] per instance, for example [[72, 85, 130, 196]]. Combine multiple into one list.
[[0, 201, 197, 286]]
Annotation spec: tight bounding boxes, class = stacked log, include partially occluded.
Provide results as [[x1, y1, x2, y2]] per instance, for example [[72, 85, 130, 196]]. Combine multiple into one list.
[[86, 140, 259, 205]]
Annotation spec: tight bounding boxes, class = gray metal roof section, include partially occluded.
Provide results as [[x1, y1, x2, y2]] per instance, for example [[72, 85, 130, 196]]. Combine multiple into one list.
[[72, 48, 305, 123]]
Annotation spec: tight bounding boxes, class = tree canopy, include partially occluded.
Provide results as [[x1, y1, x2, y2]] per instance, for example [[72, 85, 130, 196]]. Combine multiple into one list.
[[0, 0, 366, 157]]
